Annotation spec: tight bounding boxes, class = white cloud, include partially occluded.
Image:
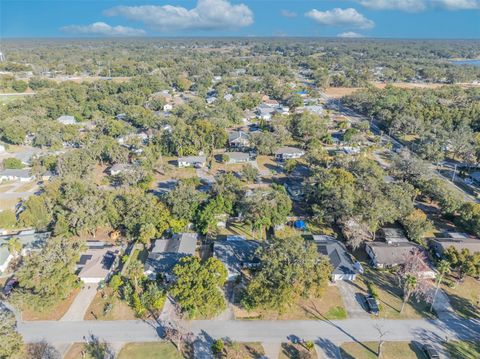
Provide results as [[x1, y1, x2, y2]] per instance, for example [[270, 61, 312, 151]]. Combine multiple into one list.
[[104, 0, 253, 32], [338, 31, 365, 38], [61, 22, 145, 36], [356, 0, 428, 12], [305, 8, 375, 29], [356, 0, 480, 11], [281, 10, 297, 18]]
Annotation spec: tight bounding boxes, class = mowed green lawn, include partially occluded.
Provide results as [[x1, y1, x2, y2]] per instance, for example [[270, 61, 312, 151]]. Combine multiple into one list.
[[118, 342, 185, 359], [340, 341, 427, 359]]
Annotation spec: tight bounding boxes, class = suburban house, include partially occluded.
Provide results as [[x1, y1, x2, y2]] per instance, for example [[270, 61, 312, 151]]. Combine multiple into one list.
[[77, 241, 120, 284], [312, 235, 359, 282], [228, 131, 250, 148], [275, 146, 305, 161], [256, 104, 275, 121], [275, 105, 290, 115], [163, 103, 173, 112], [214, 236, 261, 281], [0, 169, 34, 182], [299, 105, 323, 115], [206, 96, 217, 104], [365, 242, 435, 278], [177, 155, 206, 168], [109, 163, 134, 176], [144, 233, 198, 280], [225, 151, 254, 165], [261, 96, 279, 107], [429, 232, 480, 257], [56, 115, 77, 125], [0, 231, 50, 274]]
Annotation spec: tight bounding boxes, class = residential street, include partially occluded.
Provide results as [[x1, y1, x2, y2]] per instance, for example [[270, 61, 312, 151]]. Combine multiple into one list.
[[18, 317, 479, 346]]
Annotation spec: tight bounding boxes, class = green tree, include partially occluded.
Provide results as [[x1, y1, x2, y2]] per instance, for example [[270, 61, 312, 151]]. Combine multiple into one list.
[[2, 158, 24, 169], [242, 236, 332, 312], [18, 195, 53, 230], [13, 237, 83, 311], [0, 309, 24, 359], [3, 237, 22, 258], [12, 80, 28, 93], [444, 247, 480, 281], [241, 164, 259, 183], [170, 256, 227, 319], [211, 339, 225, 357], [163, 180, 204, 222], [108, 275, 123, 295], [401, 209, 432, 244]]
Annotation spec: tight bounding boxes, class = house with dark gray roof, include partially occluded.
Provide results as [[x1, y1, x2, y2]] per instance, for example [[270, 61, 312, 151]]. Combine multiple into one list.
[[312, 235, 358, 282], [144, 233, 198, 280], [365, 242, 435, 278], [225, 151, 254, 164], [214, 237, 261, 281], [228, 131, 250, 149], [429, 232, 480, 257]]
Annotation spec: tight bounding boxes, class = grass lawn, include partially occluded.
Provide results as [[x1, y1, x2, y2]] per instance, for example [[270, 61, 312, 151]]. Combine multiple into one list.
[[15, 181, 38, 193], [64, 343, 88, 359], [0, 197, 21, 210], [221, 342, 265, 358], [340, 341, 427, 359], [442, 276, 480, 319], [0, 184, 15, 193], [84, 287, 136, 320], [443, 340, 480, 359], [234, 286, 347, 320], [356, 266, 435, 320], [20, 288, 80, 321], [279, 343, 316, 359], [0, 94, 25, 104], [118, 342, 185, 359], [217, 222, 265, 241]]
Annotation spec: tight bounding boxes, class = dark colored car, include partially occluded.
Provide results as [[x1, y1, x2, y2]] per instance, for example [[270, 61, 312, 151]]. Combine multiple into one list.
[[365, 295, 379, 316], [423, 344, 440, 359], [2, 278, 19, 297]]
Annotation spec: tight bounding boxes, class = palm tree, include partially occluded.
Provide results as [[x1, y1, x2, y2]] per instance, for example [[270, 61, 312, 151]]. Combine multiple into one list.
[[430, 260, 451, 312], [400, 274, 417, 314]]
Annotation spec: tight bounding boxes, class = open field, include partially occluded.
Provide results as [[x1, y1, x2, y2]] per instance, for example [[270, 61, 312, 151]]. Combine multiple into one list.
[[444, 340, 480, 359], [20, 288, 80, 321], [279, 342, 316, 359], [234, 285, 347, 320], [118, 342, 185, 359], [340, 341, 427, 359], [0, 197, 20, 211], [356, 266, 435, 320], [219, 342, 265, 359], [84, 287, 136, 321], [442, 276, 480, 319]]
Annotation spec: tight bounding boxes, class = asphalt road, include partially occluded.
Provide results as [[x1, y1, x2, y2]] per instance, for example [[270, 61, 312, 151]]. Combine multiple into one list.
[[18, 317, 480, 345]]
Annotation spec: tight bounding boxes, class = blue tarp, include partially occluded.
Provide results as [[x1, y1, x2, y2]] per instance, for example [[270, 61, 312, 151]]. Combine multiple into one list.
[[294, 220, 307, 230]]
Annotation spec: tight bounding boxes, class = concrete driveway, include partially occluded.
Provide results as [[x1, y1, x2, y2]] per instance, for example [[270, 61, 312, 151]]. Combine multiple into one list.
[[336, 281, 370, 319], [61, 285, 98, 321]]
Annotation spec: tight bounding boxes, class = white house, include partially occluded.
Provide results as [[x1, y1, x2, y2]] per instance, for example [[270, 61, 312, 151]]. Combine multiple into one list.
[[177, 156, 206, 168], [275, 146, 305, 161], [0, 169, 34, 182]]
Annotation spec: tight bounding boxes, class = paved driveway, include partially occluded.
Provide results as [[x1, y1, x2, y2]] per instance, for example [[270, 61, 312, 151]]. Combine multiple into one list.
[[336, 281, 370, 319], [60, 285, 98, 321]]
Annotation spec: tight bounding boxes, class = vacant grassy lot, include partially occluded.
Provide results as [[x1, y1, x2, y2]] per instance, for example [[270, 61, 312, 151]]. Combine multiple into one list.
[[279, 343, 316, 359], [63, 343, 87, 359], [0, 184, 15, 193], [219, 342, 265, 358], [217, 222, 265, 241], [356, 266, 435, 319], [340, 341, 427, 359], [118, 342, 185, 359], [443, 340, 480, 359], [20, 288, 80, 321], [234, 285, 347, 320], [84, 287, 136, 320], [0, 197, 20, 211], [442, 276, 480, 319]]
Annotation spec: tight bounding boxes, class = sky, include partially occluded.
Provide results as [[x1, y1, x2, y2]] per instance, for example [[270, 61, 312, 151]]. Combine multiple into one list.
[[1, 0, 479, 39]]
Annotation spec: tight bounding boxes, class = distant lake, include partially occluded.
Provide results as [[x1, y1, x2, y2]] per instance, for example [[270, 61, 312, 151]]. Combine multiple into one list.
[[450, 59, 480, 67]]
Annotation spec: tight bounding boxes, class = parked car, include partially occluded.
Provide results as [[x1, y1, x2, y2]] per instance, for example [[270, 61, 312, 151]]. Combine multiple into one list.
[[422, 344, 440, 359], [2, 278, 18, 297], [365, 295, 379, 316]]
